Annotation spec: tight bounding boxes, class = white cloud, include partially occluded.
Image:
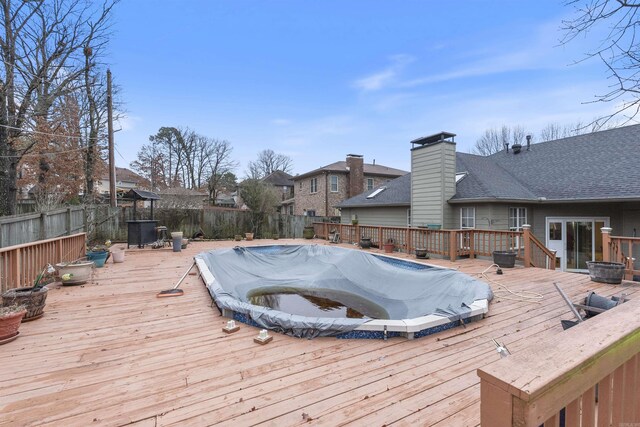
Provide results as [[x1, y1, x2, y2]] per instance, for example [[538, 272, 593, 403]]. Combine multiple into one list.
[[352, 54, 415, 92], [116, 114, 141, 132]]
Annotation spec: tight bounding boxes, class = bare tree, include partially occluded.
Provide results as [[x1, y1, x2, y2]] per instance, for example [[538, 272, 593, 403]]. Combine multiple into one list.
[[205, 139, 237, 204], [246, 149, 293, 179], [473, 125, 529, 155], [0, 0, 117, 215], [562, 0, 640, 124], [239, 179, 280, 235]]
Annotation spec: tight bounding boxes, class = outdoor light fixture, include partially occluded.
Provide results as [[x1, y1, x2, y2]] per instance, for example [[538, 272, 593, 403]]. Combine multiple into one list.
[[254, 329, 273, 345], [222, 319, 239, 334]]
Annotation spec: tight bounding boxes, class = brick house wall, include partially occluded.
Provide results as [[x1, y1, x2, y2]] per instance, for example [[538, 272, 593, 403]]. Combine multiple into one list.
[[294, 172, 398, 217]]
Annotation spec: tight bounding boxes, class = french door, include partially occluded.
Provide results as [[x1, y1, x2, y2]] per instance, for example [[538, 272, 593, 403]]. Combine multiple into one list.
[[545, 217, 609, 272]]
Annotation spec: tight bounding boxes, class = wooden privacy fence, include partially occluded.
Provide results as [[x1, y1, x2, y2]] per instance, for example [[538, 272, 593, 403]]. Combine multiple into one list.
[[478, 297, 640, 426], [603, 227, 640, 280], [0, 207, 85, 248], [313, 222, 556, 269], [0, 233, 86, 292]]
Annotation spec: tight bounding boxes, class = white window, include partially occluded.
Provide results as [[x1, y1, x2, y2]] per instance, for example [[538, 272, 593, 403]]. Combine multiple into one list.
[[288, 205, 293, 215], [509, 207, 527, 231], [366, 178, 374, 191], [407, 209, 411, 227], [330, 175, 338, 192], [310, 178, 317, 193], [460, 207, 475, 229]]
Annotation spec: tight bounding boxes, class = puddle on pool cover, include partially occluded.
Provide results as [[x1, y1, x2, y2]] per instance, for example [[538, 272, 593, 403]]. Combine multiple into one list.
[[247, 287, 389, 319]]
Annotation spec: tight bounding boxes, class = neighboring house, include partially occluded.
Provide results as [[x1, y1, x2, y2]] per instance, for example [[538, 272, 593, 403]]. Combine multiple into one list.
[[261, 170, 295, 215], [292, 154, 408, 217], [215, 191, 239, 208], [155, 188, 208, 209], [338, 126, 640, 272], [96, 167, 150, 197]]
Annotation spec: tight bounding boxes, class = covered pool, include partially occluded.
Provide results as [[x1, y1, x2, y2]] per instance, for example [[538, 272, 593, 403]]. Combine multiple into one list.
[[196, 245, 492, 339]]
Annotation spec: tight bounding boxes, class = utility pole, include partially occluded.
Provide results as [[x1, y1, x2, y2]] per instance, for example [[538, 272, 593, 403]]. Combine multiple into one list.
[[107, 69, 116, 207]]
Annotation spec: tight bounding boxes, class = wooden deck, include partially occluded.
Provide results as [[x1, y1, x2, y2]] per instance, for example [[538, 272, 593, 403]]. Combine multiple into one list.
[[1, 239, 638, 426]]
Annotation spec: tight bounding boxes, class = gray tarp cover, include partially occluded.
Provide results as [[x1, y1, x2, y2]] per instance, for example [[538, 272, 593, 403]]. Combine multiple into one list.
[[197, 245, 493, 338]]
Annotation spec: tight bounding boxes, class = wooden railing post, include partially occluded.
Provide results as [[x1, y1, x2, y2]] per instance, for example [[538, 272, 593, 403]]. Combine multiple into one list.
[[469, 230, 475, 259], [602, 227, 612, 262], [406, 228, 411, 254], [449, 230, 457, 262], [522, 224, 531, 268], [378, 227, 383, 248]]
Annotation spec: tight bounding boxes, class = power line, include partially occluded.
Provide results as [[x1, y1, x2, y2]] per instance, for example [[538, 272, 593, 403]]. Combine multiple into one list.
[[0, 144, 108, 159], [0, 122, 106, 141]]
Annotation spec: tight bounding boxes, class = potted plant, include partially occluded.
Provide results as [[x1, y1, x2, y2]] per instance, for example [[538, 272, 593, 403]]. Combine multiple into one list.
[[87, 241, 111, 267], [352, 219, 359, 225], [586, 261, 626, 284], [234, 234, 243, 241], [360, 237, 372, 249], [273, 234, 279, 240], [493, 251, 516, 268], [245, 232, 254, 241], [1, 264, 54, 321], [0, 304, 26, 343], [383, 238, 395, 253], [415, 248, 429, 259], [55, 260, 94, 285]]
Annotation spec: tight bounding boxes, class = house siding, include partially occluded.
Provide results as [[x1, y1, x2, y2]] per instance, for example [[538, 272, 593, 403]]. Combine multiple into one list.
[[411, 142, 456, 228], [340, 207, 408, 227]]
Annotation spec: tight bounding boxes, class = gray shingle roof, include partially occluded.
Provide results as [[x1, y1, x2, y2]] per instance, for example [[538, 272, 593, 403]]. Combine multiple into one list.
[[339, 124, 640, 207], [261, 170, 294, 187], [453, 124, 640, 202], [336, 173, 411, 208], [293, 161, 408, 180]]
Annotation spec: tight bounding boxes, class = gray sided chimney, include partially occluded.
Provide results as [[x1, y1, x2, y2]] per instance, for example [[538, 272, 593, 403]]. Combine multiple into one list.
[[346, 154, 364, 198], [410, 132, 457, 229]]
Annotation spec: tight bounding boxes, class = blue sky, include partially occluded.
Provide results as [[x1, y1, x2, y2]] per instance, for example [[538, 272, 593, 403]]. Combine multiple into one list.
[[109, 1, 616, 176]]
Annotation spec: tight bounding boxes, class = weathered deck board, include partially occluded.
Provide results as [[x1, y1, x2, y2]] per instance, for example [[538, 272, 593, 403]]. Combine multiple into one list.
[[1, 239, 638, 426]]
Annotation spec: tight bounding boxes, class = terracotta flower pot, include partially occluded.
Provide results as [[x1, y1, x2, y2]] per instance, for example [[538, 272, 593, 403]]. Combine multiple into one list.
[[0, 309, 26, 341], [245, 233, 254, 241], [383, 243, 394, 253]]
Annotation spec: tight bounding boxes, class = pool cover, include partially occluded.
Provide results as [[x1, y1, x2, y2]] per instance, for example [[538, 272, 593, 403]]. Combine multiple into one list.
[[196, 245, 493, 338]]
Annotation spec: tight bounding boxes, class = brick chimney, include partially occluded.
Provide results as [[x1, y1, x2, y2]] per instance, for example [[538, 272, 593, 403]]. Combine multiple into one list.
[[346, 154, 364, 198]]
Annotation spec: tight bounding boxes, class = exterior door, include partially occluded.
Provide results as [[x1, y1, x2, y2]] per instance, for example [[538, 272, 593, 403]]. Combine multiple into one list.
[[546, 217, 609, 272]]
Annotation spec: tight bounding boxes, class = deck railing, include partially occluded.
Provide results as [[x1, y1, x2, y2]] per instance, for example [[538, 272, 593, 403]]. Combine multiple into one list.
[[478, 297, 640, 426], [602, 227, 640, 280], [312, 223, 555, 269], [0, 233, 86, 292]]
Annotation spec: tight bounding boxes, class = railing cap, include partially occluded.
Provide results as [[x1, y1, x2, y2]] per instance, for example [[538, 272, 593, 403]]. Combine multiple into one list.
[[522, 224, 531, 230], [601, 227, 613, 234]]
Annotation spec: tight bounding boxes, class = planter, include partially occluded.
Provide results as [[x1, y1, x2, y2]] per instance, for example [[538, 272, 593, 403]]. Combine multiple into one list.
[[181, 238, 189, 249], [273, 235, 279, 240], [111, 249, 125, 263], [586, 261, 625, 284], [415, 248, 429, 259], [493, 251, 516, 268], [245, 232, 254, 241], [383, 243, 395, 253], [302, 227, 314, 239], [234, 235, 242, 241], [86, 250, 109, 268], [0, 308, 26, 341], [1, 286, 48, 321], [56, 261, 94, 285], [360, 238, 372, 249]]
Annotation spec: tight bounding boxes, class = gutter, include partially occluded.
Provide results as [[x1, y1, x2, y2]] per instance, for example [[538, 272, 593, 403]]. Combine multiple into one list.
[[448, 197, 640, 204]]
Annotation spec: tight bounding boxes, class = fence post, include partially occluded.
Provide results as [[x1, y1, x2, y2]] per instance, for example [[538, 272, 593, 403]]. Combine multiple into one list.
[[449, 230, 457, 262], [406, 228, 411, 254], [39, 212, 46, 240], [469, 230, 475, 259], [66, 207, 72, 236], [522, 224, 531, 268], [601, 227, 612, 262], [378, 227, 383, 248]]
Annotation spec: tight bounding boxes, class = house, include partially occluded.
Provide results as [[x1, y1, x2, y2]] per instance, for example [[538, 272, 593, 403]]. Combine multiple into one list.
[[155, 187, 208, 209], [292, 154, 408, 217], [338, 126, 640, 272], [261, 170, 295, 214], [95, 167, 150, 197]]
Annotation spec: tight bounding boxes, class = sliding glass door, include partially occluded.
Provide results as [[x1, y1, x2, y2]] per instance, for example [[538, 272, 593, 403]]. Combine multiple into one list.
[[546, 217, 608, 272]]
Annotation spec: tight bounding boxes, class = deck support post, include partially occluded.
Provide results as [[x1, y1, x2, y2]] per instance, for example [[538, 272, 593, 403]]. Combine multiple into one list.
[[449, 230, 457, 262], [522, 224, 531, 268], [602, 227, 612, 262]]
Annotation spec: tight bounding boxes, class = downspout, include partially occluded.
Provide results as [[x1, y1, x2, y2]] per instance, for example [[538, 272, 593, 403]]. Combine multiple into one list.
[[325, 171, 329, 217]]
